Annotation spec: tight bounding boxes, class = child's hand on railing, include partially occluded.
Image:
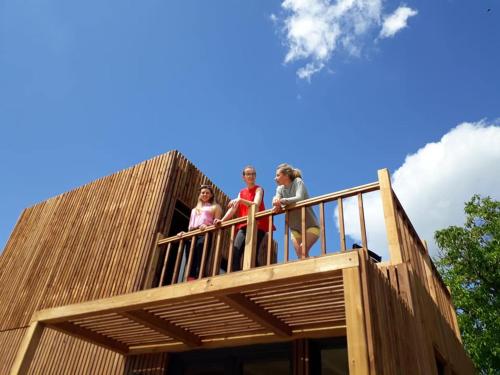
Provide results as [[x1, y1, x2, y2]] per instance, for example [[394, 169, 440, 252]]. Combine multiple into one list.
[[177, 231, 186, 237]]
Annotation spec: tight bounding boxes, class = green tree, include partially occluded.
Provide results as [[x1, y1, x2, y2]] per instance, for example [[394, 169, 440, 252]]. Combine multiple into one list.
[[434, 195, 499, 374]]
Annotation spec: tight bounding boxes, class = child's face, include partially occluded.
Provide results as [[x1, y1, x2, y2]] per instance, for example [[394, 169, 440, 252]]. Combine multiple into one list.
[[199, 188, 213, 203]]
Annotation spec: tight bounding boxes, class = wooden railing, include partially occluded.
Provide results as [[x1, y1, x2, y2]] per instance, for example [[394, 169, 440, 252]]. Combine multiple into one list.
[[392, 194, 461, 338], [148, 181, 380, 288]]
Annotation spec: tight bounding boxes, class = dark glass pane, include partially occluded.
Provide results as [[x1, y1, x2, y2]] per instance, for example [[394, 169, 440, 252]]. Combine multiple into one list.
[[242, 358, 290, 375], [320, 347, 348, 375]]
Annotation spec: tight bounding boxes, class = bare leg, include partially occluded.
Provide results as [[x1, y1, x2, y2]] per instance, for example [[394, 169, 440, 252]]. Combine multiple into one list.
[[292, 232, 319, 259], [291, 236, 301, 258], [303, 232, 319, 257]]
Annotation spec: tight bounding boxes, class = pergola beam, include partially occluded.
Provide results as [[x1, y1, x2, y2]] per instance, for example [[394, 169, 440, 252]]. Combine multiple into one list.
[[50, 321, 129, 354], [120, 310, 201, 347], [218, 293, 292, 336]]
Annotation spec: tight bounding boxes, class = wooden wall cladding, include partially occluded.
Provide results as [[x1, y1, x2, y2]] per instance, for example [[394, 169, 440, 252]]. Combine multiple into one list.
[[0, 151, 226, 373], [362, 257, 476, 375]]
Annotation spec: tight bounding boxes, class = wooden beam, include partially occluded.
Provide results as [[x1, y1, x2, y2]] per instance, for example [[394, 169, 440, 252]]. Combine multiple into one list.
[[9, 320, 45, 375], [378, 168, 404, 264], [120, 310, 201, 347], [34, 252, 358, 324], [49, 321, 129, 354], [343, 264, 369, 375], [218, 293, 292, 336], [242, 204, 257, 270]]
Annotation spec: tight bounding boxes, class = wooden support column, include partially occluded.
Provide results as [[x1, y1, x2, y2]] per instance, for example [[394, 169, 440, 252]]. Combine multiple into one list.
[[10, 320, 45, 375], [343, 264, 369, 375], [378, 168, 404, 264], [242, 204, 257, 270]]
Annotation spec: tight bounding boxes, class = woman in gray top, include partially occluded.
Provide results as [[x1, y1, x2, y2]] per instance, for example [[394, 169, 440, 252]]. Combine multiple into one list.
[[272, 163, 319, 259]]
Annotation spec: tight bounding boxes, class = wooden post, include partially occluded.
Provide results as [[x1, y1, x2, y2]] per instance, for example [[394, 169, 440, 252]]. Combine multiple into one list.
[[343, 263, 370, 375], [242, 204, 257, 270], [378, 168, 404, 264], [10, 320, 45, 375]]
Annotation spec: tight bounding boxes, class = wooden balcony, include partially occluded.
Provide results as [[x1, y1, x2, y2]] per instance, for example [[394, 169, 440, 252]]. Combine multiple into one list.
[[10, 169, 474, 375]]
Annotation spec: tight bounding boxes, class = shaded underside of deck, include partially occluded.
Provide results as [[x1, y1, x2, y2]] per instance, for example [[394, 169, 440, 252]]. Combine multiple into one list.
[[31, 252, 357, 356]]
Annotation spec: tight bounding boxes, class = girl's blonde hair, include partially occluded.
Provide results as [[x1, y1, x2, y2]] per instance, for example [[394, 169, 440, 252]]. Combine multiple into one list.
[[195, 185, 218, 213], [276, 163, 302, 180]]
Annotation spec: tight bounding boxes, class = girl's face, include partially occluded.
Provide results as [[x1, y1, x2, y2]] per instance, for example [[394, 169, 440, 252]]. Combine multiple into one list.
[[199, 188, 213, 203], [242, 168, 256, 185], [275, 170, 289, 186]]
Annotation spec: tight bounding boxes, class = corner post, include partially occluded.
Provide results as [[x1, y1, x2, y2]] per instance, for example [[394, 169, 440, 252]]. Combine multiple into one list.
[[378, 168, 404, 264], [242, 204, 257, 270], [10, 320, 45, 375], [343, 258, 370, 374]]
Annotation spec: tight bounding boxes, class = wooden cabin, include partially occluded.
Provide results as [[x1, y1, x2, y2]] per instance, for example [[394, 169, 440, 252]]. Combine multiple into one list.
[[1, 151, 475, 374]]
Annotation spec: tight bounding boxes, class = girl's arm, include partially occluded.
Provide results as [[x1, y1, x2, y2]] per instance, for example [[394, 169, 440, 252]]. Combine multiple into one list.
[[214, 204, 223, 220], [215, 194, 239, 224], [280, 179, 306, 205]]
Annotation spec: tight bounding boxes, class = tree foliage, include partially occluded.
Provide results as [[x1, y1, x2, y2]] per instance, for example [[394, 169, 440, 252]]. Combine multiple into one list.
[[434, 195, 499, 374]]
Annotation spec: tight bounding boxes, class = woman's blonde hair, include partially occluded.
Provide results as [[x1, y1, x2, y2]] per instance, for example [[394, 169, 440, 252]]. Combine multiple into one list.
[[195, 185, 218, 213], [276, 163, 302, 180]]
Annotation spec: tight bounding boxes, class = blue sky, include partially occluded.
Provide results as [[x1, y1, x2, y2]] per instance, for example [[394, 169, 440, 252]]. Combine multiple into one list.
[[1, 0, 499, 256]]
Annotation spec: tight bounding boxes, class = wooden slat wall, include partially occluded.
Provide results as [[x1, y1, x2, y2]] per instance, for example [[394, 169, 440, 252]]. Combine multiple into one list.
[[0, 328, 26, 374], [0, 150, 227, 374], [360, 252, 476, 375]]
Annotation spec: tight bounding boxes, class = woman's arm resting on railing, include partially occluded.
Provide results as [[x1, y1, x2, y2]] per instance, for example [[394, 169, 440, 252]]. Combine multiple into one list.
[[279, 178, 307, 205]]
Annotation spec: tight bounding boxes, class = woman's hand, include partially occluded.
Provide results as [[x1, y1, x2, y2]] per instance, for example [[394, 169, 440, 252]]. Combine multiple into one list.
[[199, 224, 207, 231], [227, 198, 240, 208], [213, 218, 222, 226], [177, 231, 186, 237]]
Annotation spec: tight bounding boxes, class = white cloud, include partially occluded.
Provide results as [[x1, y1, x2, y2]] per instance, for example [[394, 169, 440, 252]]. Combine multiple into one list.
[[275, 0, 418, 80], [379, 6, 418, 38], [340, 121, 500, 260]]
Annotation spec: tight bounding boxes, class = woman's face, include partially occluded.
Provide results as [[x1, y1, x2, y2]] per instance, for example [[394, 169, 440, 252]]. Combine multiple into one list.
[[199, 188, 213, 203], [275, 170, 289, 185], [242, 168, 256, 185]]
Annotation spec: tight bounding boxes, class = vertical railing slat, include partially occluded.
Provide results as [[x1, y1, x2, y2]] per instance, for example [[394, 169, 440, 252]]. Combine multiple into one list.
[[338, 198, 346, 252], [267, 215, 273, 266], [358, 193, 368, 249], [284, 211, 290, 262], [199, 232, 209, 279], [227, 225, 235, 273], [319, 202, 326, 255], [212, 229, 222, 276], [184, 237, 196, 282], [301, 206, 307, 259], [171, 239, 184, 284], [158, 243, 172, 287]]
